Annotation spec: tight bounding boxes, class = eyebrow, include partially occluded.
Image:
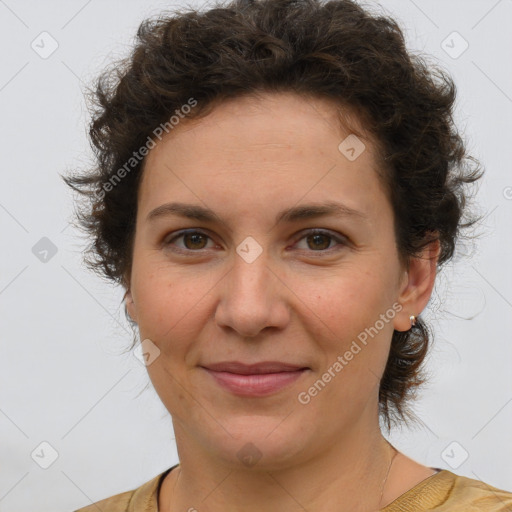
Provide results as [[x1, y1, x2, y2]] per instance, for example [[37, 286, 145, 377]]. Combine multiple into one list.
[[146, 201, 368, 227]]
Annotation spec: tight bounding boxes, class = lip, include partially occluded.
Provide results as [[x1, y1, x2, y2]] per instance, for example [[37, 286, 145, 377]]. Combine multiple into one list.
[[201, 361, 309, 397]]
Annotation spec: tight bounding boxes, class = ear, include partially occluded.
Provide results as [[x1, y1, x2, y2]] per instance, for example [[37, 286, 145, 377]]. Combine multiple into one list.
[[393, 238, 440, 332], [124, 287, 138, 324]]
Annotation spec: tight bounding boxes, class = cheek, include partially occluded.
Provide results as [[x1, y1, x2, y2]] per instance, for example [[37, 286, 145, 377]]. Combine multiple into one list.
[[304, 268, 395, 334], [301, 268, 396, 383], [132, 270, 185, 342], [303, 287, 394, 421], [132, 263, 220, 363]]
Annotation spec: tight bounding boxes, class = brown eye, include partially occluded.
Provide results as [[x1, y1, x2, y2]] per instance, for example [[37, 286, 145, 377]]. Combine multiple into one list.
[[165, 230, 214, 251], [294, 229, 347, 253], [182, 232, 208, 250], [305, 233, 332, 250]]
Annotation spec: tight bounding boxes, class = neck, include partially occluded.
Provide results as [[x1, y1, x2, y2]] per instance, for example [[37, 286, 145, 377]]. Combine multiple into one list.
[[160, 416, 396, 512]]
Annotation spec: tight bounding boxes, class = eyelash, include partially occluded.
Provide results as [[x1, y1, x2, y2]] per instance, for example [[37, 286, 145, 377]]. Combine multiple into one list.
[[164, 229, 348, 255]]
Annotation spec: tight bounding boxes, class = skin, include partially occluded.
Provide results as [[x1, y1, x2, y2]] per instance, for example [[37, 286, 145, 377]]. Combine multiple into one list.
[[125, 92, 440, 511]]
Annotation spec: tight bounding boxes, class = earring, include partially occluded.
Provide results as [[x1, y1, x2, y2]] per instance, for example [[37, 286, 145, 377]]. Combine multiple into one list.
[[410, 315, 417, 327]]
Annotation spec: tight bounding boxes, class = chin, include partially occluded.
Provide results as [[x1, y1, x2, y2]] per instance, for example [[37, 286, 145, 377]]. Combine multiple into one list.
[[199, 414, 313, 471]]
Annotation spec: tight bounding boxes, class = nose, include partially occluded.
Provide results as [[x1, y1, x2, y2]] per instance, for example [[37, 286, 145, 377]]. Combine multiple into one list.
[[214, 251, 291, 339]]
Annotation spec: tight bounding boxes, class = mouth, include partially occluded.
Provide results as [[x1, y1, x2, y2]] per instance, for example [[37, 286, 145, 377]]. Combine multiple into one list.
[[200, 361, 310, 397]]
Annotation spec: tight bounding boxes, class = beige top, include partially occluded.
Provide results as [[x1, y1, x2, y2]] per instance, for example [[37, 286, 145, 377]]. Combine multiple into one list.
[[75, 464, 512, 511]]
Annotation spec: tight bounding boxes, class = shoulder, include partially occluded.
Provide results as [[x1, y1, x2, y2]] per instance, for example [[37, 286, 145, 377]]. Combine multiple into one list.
[[74, 489, 134, 512], [446, 471, 512, 511], [73, 467, 174, 512], [383, 469, 512, 511]]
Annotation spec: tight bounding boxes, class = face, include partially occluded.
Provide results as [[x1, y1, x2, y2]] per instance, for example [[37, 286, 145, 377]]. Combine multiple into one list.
[[125, 92, 423, 470]]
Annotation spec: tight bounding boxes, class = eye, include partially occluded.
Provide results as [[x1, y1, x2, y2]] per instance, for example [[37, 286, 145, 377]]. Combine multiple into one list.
[[164, 230, 216, 252], [164, 228, 348, 254], [293, 229, 348, 253]]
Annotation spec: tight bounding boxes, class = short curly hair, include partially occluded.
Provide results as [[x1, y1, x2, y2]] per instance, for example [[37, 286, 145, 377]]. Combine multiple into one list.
[[63, 0, 482, 428]]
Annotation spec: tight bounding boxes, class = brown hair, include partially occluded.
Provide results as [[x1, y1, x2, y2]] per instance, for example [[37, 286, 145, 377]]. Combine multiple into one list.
[[62, 0, 482, 428]]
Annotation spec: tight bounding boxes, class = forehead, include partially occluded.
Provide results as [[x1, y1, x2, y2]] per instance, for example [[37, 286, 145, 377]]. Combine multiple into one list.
[[137, 92, 388, 222], [145, 92, 376, 162]]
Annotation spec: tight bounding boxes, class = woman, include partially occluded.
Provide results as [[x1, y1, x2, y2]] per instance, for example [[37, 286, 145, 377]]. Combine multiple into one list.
[[64, 0, 512, 510]]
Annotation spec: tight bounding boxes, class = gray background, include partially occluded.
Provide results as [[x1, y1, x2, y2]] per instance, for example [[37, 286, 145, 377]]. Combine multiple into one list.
[[0, 0, 511, 510]]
